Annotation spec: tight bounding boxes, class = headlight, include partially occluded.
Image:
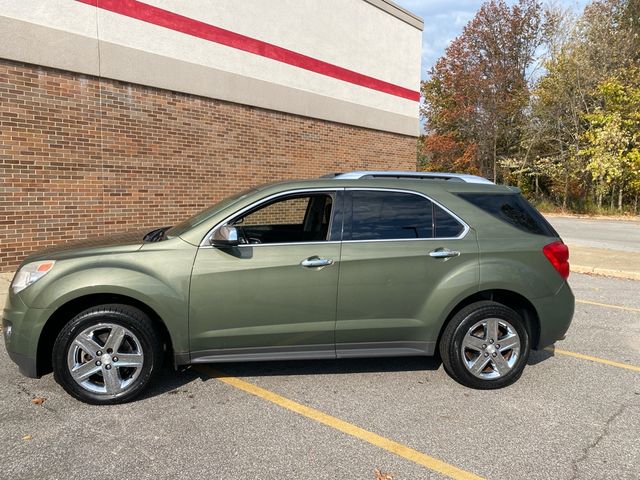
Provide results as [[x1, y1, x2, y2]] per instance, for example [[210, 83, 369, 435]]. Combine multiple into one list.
[[11, 260, 56, 294]]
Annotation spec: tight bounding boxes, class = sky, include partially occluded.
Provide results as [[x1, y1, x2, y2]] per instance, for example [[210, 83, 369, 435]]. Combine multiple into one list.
[[394, 0, 591, 80]]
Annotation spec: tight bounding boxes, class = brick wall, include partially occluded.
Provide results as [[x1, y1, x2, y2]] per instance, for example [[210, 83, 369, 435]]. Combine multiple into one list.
[[0, 59, 416, 272]]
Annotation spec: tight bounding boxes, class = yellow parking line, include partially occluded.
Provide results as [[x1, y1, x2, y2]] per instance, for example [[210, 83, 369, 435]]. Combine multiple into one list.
[[548, 348, 640, 373], [198, 366, 484, 480], [576, 299, 640, 313]]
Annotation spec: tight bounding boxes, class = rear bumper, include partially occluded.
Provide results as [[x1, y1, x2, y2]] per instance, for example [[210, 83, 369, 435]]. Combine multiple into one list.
[[532, 281, 575, 349]]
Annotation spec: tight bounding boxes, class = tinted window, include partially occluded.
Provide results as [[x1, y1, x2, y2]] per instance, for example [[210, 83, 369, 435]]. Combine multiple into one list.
[[434, 205, 464, 238], [457, 193, 557, 236], [348, 191, 433, 240]]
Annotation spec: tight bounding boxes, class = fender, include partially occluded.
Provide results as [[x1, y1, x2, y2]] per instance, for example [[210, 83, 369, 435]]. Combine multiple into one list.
[[18, 244, 197, 354], [478, 256, 564, 299]]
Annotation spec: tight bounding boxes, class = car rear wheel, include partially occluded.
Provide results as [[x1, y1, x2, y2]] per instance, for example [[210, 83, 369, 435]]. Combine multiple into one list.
[[439, 301, 530, 389], [52, 304, 162, 404]]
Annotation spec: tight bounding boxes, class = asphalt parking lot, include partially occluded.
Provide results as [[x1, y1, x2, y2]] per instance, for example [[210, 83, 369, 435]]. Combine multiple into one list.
[[1, 271, 638, 480]]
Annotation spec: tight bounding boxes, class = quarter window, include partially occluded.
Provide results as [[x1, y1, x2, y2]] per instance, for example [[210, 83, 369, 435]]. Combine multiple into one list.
[[434, 204, 464, 238], [456, 193, 557, 236]]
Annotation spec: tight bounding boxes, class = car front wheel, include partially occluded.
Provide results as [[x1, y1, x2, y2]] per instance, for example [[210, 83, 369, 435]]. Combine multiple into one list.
[[439, 300, 530, 389], [52, 304, 162, 404]]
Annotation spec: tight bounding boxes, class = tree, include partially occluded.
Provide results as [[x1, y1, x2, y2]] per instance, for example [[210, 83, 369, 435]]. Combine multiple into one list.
[[418, 134, 479, 174], [580, 0, 640, 77], [420, 0, 640, 213], [421, 0, 545, 181], [520, 7, 592, 209], [581, 70, 640, 209], [510, 0, 640, 211]]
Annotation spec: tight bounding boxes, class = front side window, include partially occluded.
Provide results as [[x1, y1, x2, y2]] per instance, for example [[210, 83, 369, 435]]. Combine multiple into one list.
[[231, 193, 334, 244]]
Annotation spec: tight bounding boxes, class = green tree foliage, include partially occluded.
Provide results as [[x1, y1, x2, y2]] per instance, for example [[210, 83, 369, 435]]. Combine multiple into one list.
[[582, 71, 640, 208], [421, 0, 545, 181], [420, 0, 640, 213]]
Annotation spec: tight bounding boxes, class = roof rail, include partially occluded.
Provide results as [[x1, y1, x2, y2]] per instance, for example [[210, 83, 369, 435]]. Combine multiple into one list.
[[322, 171, 494, 184]]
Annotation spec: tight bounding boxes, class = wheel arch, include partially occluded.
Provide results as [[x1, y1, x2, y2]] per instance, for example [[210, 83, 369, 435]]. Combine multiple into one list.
[[37, 293, 173, 377], [436, 289, 540, 353]]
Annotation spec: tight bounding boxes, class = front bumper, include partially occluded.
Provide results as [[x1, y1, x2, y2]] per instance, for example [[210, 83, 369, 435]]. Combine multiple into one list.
[[3, 291, 54, 379], [532, 280, 575, 349], [6, 349, 38, 378]]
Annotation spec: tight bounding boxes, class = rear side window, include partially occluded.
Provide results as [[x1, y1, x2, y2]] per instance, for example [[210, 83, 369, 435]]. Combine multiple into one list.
[[348, 191, 433, 240], [345, 191, 466, 240], [457, 193, 557, 236]]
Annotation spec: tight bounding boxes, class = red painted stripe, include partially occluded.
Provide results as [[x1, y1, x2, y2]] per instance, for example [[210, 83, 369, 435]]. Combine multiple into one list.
[[75, 0, 419, 101]]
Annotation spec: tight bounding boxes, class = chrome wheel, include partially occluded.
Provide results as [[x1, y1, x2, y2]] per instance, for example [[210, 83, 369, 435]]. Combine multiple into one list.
[[461, 317, 521, 379], [67, 323, 144, 396]]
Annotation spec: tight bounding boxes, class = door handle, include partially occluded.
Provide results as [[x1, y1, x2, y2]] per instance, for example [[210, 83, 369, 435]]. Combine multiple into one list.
[[429, 248, 460, 259], [301, 256, 334, 267]]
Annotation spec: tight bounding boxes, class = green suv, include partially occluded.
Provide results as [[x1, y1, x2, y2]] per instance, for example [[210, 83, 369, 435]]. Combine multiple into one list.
[[3, 172, 574, 404]]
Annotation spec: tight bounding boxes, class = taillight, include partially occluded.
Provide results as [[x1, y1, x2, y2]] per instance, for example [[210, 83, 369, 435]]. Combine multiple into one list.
[[543, 241, 570, 279]]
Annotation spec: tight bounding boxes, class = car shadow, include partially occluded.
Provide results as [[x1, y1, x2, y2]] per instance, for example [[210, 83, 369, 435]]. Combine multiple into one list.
[[139, 356, 442, 400], [206, 356, 442, 379], [138, 365, 208, 400], [528, 347, 554, 366], [141, 350, 554, 401]]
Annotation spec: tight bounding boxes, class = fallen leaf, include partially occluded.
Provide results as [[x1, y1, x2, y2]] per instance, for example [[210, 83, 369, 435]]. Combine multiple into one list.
[[374, 468, 394, 480], [31, 396, 46, 405], [22, 434, 32, 441]]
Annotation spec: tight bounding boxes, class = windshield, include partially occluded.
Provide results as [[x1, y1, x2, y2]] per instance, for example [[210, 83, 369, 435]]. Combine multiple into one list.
[[165, 188, 257, 238]]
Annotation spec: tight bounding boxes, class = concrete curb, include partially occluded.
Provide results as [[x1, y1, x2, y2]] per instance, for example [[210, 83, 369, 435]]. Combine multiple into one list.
[[572, 264, 640, 281]]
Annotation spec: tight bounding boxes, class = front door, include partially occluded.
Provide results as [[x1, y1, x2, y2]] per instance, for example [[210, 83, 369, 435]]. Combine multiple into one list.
[[189, 190, 342, 362], [335, 189, 479, 358]]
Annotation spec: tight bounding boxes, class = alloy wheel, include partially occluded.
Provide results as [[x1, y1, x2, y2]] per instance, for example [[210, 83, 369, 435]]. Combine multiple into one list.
[[67, 323, 144, 396], [460, 317, 521, 379]]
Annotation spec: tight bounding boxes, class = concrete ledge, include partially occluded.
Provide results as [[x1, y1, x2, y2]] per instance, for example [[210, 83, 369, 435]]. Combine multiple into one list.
[[0, 16, 99, 77], [0, 272, 14, 313], [363, 0, 424, 30], [571, 265, 640, 281]]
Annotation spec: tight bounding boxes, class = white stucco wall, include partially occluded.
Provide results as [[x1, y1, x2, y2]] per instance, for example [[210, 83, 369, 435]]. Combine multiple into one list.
[[0, 0, 423, 135]]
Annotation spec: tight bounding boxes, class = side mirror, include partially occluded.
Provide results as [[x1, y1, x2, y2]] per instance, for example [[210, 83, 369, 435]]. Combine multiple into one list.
[[210, 225, 240, 247]]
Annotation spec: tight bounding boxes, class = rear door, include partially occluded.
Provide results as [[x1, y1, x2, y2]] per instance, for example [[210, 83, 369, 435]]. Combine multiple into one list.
[[335, 188, 479, 358]]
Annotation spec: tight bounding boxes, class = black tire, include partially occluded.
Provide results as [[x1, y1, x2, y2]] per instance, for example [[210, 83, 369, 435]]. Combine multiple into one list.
[[439, 301, 530, 389], [52, 304, 162, 404]]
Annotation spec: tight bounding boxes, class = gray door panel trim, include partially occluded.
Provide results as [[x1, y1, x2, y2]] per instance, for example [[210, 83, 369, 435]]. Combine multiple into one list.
[[190, 344, 336, 363], [189, 342, 436, 363], [336, 341, 435, 358]]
